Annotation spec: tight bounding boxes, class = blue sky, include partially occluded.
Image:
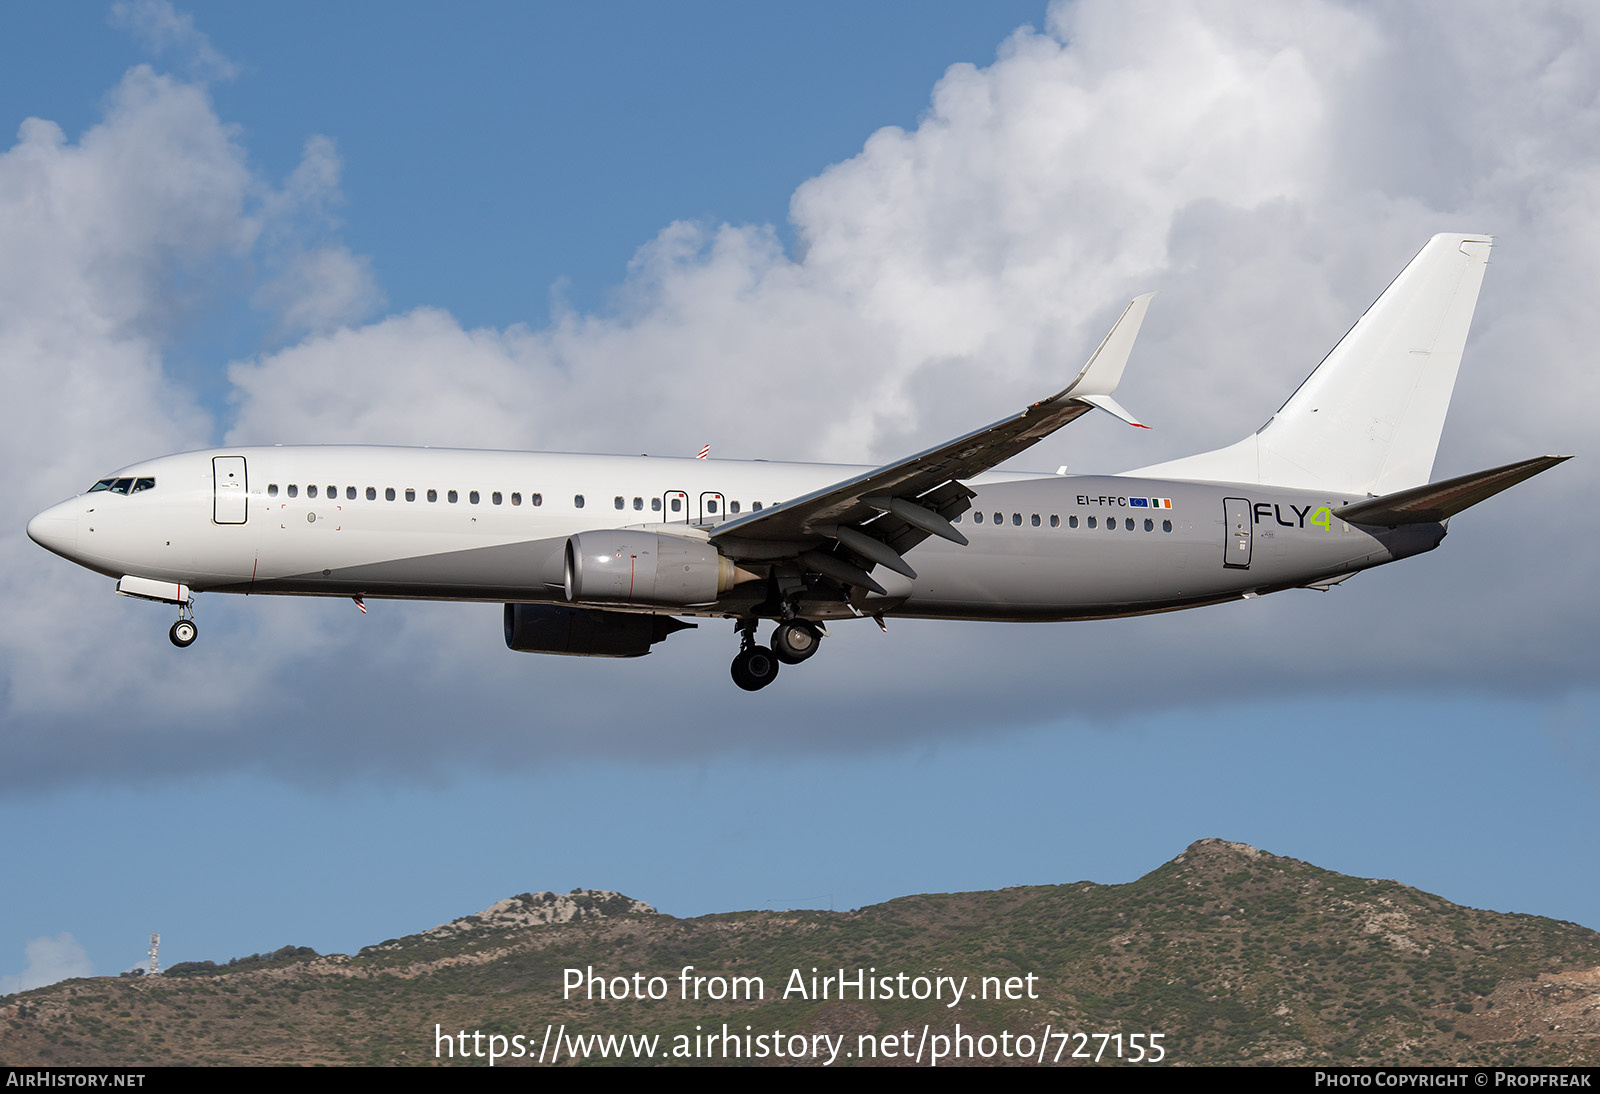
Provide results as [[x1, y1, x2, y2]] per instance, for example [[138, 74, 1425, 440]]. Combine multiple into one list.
[[1, 1, 1597, 997]]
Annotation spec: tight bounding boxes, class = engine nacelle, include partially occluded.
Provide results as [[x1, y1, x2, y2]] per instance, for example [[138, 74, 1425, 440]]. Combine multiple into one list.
[[564, 530, 739, 607], [503, 604, 696, 658]]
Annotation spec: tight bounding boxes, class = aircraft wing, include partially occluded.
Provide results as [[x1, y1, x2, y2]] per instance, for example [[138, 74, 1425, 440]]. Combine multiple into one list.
[[710, 294, 1155, 591]]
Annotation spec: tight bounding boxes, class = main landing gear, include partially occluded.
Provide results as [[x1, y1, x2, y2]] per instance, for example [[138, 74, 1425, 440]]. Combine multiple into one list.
[[771, 620, 822, 664], [729, 618, 825, 691]]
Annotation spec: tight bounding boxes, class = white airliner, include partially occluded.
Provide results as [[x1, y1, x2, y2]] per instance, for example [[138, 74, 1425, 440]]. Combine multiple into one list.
[[27, 234, 1568, 690]]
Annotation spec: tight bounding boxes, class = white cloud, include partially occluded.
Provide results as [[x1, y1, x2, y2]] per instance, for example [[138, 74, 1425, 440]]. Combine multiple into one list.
[[3, 1, 1598, 785], [254, 245, 384, 337], [0, 933, 93, 995], [109, 0, 239, 83], [0, 61, 379, 722]]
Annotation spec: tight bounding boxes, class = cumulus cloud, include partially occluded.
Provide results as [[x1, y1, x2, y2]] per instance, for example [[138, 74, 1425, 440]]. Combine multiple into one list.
[[4, 0, 1598, 787], [0, 933, 93, 995], [109, 0, 239, 83], [0, 61, 376, 723]]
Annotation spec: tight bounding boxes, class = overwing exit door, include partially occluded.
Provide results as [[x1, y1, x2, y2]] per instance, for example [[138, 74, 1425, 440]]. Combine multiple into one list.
[[663, 490, 689, 523]]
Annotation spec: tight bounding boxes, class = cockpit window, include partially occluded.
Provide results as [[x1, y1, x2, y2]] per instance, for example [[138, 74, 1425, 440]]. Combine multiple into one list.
[[88, 476, 156, 494]]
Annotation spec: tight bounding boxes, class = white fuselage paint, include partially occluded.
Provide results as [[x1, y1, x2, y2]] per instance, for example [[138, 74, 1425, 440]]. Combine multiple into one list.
[[29, 446, 1440, 624]]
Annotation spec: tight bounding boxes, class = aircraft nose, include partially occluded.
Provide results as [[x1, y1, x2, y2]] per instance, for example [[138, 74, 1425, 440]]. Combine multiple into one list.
[[26, 500, 79, 559]]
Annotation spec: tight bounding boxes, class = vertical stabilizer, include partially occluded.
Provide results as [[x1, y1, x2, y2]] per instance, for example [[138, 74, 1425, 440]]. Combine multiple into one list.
[[1126, 234, 1492, 494]]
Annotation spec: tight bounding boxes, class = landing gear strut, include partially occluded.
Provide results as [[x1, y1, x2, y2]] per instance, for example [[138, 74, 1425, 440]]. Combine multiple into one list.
[[730, 618, 779, 692], [169, 601, 197, 648]]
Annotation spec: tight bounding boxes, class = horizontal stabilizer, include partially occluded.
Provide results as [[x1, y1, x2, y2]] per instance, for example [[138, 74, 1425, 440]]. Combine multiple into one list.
[[1332, 455, 1570, 526]]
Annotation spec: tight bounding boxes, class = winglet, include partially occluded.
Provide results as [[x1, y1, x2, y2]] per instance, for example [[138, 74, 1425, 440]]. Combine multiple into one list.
[[1060, 292, 1155, 426]]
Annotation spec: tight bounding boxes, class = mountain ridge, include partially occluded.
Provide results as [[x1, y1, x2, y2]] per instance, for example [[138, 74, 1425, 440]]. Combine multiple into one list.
[[4, 838, 1596, 1066]]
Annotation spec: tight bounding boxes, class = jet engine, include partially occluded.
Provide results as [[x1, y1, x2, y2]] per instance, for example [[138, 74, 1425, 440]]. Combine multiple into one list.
[[563, 530, 743, 607], [503, 604, 695, 658]]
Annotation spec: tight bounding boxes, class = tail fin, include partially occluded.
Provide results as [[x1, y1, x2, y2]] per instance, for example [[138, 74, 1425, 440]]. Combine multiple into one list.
[[1128, 233, 1493, 494]]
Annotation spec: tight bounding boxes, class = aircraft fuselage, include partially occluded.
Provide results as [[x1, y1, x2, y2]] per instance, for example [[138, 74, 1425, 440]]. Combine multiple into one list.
[[28, 445, 1439, 623]]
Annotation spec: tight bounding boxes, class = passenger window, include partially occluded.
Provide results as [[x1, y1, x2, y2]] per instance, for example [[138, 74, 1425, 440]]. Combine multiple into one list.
[[1087, 516, 1096, 528], [347, 486, 356, 500], [385, 487, 396, 501], [1163, 520, 1173, 533], [405, 488, 416, 502], [751, 501, 762, 512], [1030, 513, 1040, 527], [614, 496, 625, 510], [974, 512, 984, 524], [469, 491, 480, 504], [268, 484, 279, 497], [993, 512, 1001, 524], [308, 485, 318, 498], [492, 492, 502, 505], [532, 493, 542, 506], [327, 486, 336, 498], [427, 489, 438, 502], [366, 487, 376, 501], [1012, 513, 1021, 526], [634, 497, 644, 511], [652, 498, 662, 512], [1125, 518, 1134, 531], [574, 495, 585, 508], [1069, 515, 1078, 528], [1144, 518, 1154, 531], [448, 490, 458, 503], [511, 492, 521, 506], [670, 497, 681, 513], [1050, 515, 1059, 528], [288, 485, 299, 498], [707, 500, 718, 514]]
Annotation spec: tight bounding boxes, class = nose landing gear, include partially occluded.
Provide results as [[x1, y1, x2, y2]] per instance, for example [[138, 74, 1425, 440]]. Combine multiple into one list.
[[168, 601, 197, 648]]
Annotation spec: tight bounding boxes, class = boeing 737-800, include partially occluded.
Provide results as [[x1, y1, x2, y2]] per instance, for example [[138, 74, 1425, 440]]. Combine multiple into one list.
[[26, 234, 1568, 690]]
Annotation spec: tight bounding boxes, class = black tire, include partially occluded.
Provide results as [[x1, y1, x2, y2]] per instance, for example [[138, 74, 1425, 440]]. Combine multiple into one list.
[[771, 621, 822, 664], [169, 619, 197, 648], [731, 645, 780, 691]]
